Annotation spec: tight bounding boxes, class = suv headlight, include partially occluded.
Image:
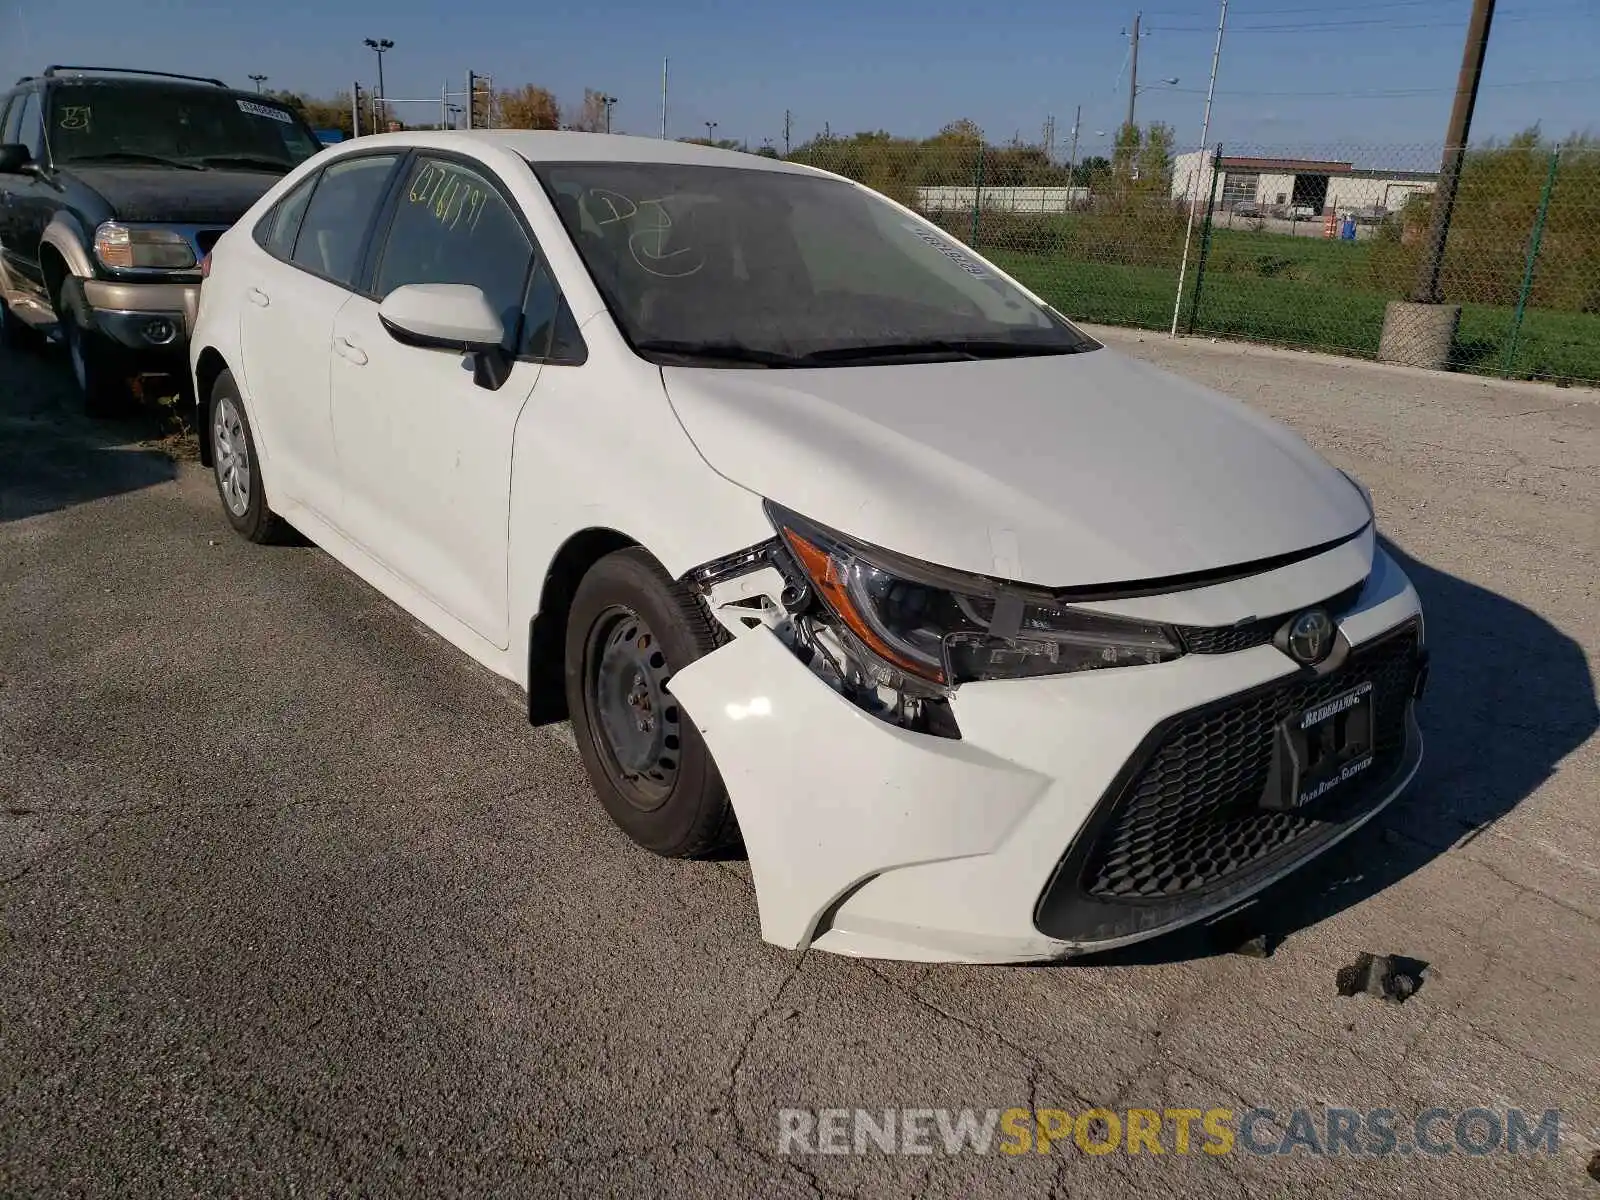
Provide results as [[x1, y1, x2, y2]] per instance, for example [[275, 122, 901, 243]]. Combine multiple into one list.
[[93, 222, 197, 271], [768, 503, 1182, 686]]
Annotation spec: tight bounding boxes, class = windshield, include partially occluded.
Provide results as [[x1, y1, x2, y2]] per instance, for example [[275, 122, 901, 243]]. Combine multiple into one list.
[[533, 161, 1099, 367], [46, 83, 322, 172]]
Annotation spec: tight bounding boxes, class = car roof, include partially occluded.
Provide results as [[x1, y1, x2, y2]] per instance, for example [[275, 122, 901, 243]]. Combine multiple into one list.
[[334, 129, 823, 176]]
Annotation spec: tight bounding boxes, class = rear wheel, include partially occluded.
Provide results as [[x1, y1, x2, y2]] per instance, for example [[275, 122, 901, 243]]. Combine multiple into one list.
[[564, 548, 740, 858], [58, 294, 132, 418], [209, 369, 291, 544]]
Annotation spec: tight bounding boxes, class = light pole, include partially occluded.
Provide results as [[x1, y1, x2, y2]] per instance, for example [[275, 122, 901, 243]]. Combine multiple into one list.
[[364, 37, 394, 125], [248, 73, 268, 93], [599, 94, 617, 133], [704, 120, 717, 144], [1131, 75, 1179, 127]]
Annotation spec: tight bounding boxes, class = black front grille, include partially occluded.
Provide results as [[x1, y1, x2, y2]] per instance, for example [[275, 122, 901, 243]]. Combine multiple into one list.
[[1174, 580, 1366, 655], [1035, 621, 1422, 945]]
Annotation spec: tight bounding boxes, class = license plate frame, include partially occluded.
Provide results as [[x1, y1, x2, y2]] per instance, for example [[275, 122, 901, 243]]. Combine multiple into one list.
[[1261, 680, 1376, 812]]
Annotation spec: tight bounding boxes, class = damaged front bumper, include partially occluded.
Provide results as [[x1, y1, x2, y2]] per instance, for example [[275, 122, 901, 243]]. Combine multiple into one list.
[[666, 542, 1426, 964]]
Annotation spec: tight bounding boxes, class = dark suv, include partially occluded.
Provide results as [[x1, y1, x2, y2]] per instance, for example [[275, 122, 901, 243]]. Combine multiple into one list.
[[0, 66, 323, 413]]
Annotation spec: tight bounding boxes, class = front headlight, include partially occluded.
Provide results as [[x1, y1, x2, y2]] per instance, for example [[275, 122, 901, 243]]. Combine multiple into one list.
[[767, 503, 1182, 686], [93, 222, 197, 271]]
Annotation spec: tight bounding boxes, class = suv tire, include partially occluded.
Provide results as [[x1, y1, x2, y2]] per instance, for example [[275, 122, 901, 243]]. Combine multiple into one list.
[[58, 289, 132, 418]]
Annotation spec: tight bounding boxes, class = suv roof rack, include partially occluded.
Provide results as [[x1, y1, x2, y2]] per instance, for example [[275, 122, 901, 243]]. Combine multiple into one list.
[[40, 66, 229, 88]]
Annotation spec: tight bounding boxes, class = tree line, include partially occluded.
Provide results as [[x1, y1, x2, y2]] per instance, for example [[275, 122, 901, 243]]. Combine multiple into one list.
[[258, 86, 1167, 198]]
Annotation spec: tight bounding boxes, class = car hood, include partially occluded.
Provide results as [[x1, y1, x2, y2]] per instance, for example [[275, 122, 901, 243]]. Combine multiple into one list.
[[661, 348, 1371, 589], [71, 167, 282, 224]]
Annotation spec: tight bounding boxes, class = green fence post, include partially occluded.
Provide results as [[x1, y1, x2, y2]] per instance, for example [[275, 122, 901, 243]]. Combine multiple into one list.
[[970, 142, 985, 247], [1503, 144, 1561, 378], [1185, 145, 1224, 335]]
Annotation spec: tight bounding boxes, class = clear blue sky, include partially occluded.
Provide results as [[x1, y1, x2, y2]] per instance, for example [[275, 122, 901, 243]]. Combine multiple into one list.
[[3, 0, 1596, 162]]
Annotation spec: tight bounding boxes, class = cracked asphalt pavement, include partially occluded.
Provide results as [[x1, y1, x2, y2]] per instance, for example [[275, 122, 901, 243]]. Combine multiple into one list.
[[3, 328, 1598, 1198]]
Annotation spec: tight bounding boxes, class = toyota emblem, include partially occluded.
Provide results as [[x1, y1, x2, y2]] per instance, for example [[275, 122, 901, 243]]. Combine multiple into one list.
[[1286, 608, 1335, 665]]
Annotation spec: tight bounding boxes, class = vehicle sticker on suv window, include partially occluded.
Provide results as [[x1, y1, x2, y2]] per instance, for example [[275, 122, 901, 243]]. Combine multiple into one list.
[[901, 222, 989, 278], [58, 106, 91, 131], [236, 99, 293, 123]]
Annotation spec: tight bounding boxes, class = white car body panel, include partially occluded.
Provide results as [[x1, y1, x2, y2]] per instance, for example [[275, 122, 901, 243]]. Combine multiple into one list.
[[671, 544, 1422, 962], [329, 292, 538, 648], [190, 131, 1427, 965], [661, 350, 1370, 588]]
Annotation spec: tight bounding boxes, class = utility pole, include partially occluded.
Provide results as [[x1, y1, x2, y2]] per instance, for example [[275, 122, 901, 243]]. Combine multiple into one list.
[[1411, 0, 1496, 304], [600, 94, 617, 134], [705, 120, 717, 143], [351, 82, 362, 137], [1067, 104, 1081, 185], [1171, 0, 1229, 336], [783, 109, 792, 156], [1043, 113, 1055, 162], [467, 71, 475, 129], [661, 58, 668, 139], [1125, 11, 1141, 132], [248, 73, 267, 93]]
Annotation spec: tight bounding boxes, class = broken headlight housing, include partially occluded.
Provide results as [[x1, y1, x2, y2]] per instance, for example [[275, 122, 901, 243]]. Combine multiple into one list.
[[766, 503, 1183, 688]]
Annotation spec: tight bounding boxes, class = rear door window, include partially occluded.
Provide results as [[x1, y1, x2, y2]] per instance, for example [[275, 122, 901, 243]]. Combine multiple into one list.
[[289, 154, 399, 288], [254, 174, 319, 260]]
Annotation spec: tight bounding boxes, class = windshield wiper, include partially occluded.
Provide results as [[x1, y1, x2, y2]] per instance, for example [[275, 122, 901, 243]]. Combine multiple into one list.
[[194, 154, 291, 173], [66, 151, 205, 171], [801, 339, 1084, 364], [633, 339, 803, 368]]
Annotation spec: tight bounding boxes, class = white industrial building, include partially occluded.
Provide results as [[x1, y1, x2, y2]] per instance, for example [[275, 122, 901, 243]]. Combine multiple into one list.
[[916, 185, 1090, 214], [1171, 152, 1437, 220]]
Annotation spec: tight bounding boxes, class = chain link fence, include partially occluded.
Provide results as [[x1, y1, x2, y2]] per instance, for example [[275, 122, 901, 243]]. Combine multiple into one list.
[[789, 133, 1600, 386]]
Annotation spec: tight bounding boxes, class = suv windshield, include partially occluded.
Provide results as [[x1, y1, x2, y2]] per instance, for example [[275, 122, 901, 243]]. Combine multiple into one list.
[[46, 82, 321, 173], [534, 161, 1099, 367]]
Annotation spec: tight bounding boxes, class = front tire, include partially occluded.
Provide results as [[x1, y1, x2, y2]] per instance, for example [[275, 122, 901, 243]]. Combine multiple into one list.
[[58, 295, 132, 418], [209, 369, 291, 544], [565, 548, 740, 858]]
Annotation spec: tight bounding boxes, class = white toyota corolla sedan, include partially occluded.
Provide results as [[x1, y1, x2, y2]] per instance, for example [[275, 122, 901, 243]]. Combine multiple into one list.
[[191, 130, 1428, 964]]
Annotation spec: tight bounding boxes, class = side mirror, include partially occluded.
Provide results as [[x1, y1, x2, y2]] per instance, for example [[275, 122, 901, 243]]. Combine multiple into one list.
[[378, 283, 511, 389], [379, 283, 504, 351], [0, 143, 33, 175]]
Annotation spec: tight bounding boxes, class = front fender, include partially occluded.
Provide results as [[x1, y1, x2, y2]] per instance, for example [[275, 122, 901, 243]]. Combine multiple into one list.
[[42, 214, 97, 281]]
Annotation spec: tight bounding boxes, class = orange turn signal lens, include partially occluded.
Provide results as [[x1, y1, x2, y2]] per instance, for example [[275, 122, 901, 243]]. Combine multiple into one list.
[[780, 527, 946, 684]]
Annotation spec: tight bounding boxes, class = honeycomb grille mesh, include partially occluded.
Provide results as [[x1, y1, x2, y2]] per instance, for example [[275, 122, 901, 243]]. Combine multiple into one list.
[[1081, 626, 1419, 901]]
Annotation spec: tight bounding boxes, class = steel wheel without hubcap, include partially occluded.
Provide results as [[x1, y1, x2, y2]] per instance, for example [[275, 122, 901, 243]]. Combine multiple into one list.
[[588, 606, 682, 811], [213, 395, 252, 517]]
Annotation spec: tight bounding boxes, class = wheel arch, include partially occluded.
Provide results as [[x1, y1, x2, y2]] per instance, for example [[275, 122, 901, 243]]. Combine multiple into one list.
[[192, 348, 231, 467], [526, 526, 640, 725]]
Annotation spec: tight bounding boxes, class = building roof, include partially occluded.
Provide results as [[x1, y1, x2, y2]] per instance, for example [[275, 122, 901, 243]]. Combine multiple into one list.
[[1220, 156, 1354, 173]]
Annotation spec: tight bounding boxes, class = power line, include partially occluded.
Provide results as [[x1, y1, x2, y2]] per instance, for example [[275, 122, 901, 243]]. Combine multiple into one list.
[[1150, 10, 1585, 31], [1155, 74, 1600, 98], [1141, 0, 1580, 15]]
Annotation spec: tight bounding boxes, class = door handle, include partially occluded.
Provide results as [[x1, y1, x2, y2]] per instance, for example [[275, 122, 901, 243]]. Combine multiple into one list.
[[334, 336, 368, 366], [247, 287, 270, 308]]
